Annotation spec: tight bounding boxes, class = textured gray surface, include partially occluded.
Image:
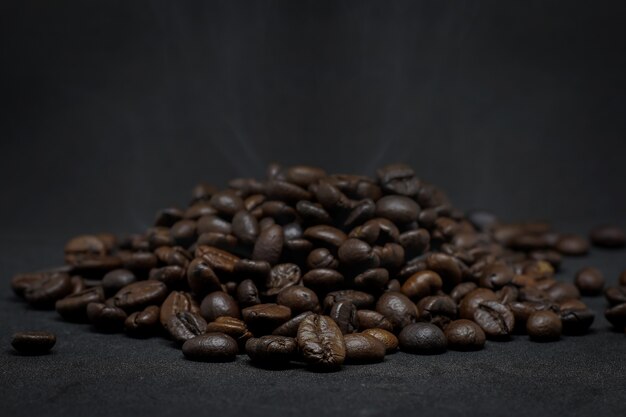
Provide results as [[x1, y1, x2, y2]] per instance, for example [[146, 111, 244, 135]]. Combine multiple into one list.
[[1, 233, 625, 417]]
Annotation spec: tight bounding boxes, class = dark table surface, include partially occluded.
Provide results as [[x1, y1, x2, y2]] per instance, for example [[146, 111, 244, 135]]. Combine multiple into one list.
[[1, 228, 625, 417]]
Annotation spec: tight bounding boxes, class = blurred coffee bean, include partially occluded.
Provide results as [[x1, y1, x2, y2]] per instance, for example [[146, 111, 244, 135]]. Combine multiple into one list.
[[590, 225, 625, 248], [574, 267, 605, 296], [11, 331, 56, 355]]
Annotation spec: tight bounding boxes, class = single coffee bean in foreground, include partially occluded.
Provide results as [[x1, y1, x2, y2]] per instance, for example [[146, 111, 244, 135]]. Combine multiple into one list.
[[297, 314, 346, 371], [343, 333, 386, 364], [399, 323, 447, 354], [527, 310, 562, 341], [245, 335, 297, 365], [11, 331, 56, 355], [444, 320, 486, 351], [182, 333, 239, 362]]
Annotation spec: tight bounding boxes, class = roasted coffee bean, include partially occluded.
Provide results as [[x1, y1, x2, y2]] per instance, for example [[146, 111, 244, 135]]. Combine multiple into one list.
[[206, 316, 253, 347], [296, 200, 332, 224], [604, 286, 626, 306], [350, 218, 399, 245], [574, 267, 605, 296], [529, 250, 563, 270], [374, 243, 405, 270], [496, 285, 519, 304], [150, 265, 187, 288], [399, 323, 447, 354], [69, 276, 86, 294], [87, 302, 127, 332], [444, 320, 486, 351], [120, 251, 158, 271], [160, 291, 199, 329], [377, 163, 420, 196], [11, 331, 56, 355], [343, 333, 386, 364], [233, 259, 271, 280], [356, 310, 394, 332], [479, 263, 514, 289], [297, 314, 346, 370], [154, 246, 192, 267], [102, 269, 136, 297], [527, 310, 562, 341], [555, 235, 589, 256], [307, 248, 339, 270], [338, 239, 379, 269], [197, 215, 232, 235], [547, 282, 580, 303], [508, 301, 558, 332], [314, 181, 351, 213], [604, 303, 626, 329], [399, 229, 430, 256], [459, 288, 498, 320], [353, 268, 389, 292], [424, 253, 462, 291], [210, 191, 244, 218], [167, 311, 207, 343], [266, 263, 301, 296], [375, 292, 418, 331], [245, 335, 298, 365], [252, 224, 284, 264], [559, 300, 594, 335], [154, 207, 184, 227], [112, 281, 169, 312], [590, 225, 625, 248], [200, 291, 240, 322], [303, 225, 347, 251], [284, 165, 327, 187], [125, 305, 160, 337], [302, 269, 344, 292], [329, 301, 359, 334], [24, 272, 74, 309], [11, 272, 46, 298], [184, 201, 216, 220], [55, 287, 105, 321], [375, 195, 420, 225], [343, 199, 376, 229], [272, 311, 315, 337], [401, 270, 442, 301], [64, 235, 107, 265], [195, 245, 239, 275], [417, 295, 457, 328], [324, 290, 376, 312], [231, 210, 260, 245], [236, 279, 261, 308], [473, 300, 515, 338], [450, 282, 478, 304], [362, 328, 398, 353], [182, 333, 239, 362], [266, 180, 312, 203], [191, 183, 218, 201], [186, 258, 222, 297], [242, 304, 291, 335], [276, 286, 319, 315], [170, 220, 197, 248]]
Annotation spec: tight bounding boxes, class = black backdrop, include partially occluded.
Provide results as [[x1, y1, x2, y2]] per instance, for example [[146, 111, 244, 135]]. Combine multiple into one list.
[[1, 2, 626, 417]]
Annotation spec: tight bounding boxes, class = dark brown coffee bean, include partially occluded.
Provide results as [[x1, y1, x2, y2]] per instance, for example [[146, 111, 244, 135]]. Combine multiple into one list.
[[112, 280, 169, 312], [604, 286, 626, 306], [149, 265, 187, 288], [375, 292, 419, 331], [527, 310, 562, 341], [166, 311, 207, 343], [87, 302, 127, 332], [302, 269, 344, 292], [197, 215, 232, 236], [303, 225, 347, 251], [186, 258, 222, 297], [231, 210, 260, 245], [590, 225, 625, 248], [508, 301, 558, 332], [160, 291, 199, 329], [276, 286, 319, 315], [377, 163, 420, 196], [350, 218, 399, 245], [555, 235, 589, 256], [205, 316, 253, 347], [479, 263, 514, 289], [125, 305, 160, 337], [191, 183, 218, 202], [170, 220, 197, 248], [324, 290, 376, 312], [417, 295, 457, 328], [11, 272, 46, 298], [353, 268, 389, 292], [338, 239, 379, 269], [245, 335, 298, 365], [11, 331, 56, 355], [329, 301, 359, 334], [297, 314, 346, 370], [424, 253, 462, 291], [547, 282, 580, 303], [343, 199, 376, 229], [252, 224, 284, 265], [195, 245, 239, 275], [604, 303, 626, 329], [574, 267, 605, 296], [401, 270, 442, 301], [272, 311, 315, 337], [55, 287, 105, 321], [119, 251, 158, 271], [184, 201, 217, 220], [242, 304, 292, 335], [356, 310, 394, 332], [343, 333, 386, 363], [266, 263, 301, 296], [210, 191, 244, 218], [362, 328, 398, 353], [314, 181, 351, 213], [296, 200, 332, 224], [24, 272, 73, 309], [450, 282, 478, 304], [375, 195, 420, 225], [154, 246, 192, 267], [154, 207, 184, 227], [266, 180, 312, 203], [374, 243, 405, 270], [473, 300, 515, 338], [102, 269, 136, 297], [399, 323, 446, 354], [284, 165, 327, 187], [64, 235, 107, 265], [459, 288, 498, 320], [444, 319, 486, 351], [236, 279, 261, 308], [200, 291, 240, 322], [496, 285, 519, 304], [559, 300, 594, 335], [307, 248, 338, 270], [182, 333, 239, 362]]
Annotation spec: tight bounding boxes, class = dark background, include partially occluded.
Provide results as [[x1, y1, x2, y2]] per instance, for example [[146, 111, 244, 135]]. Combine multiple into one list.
[[1, 1, 625, 416]]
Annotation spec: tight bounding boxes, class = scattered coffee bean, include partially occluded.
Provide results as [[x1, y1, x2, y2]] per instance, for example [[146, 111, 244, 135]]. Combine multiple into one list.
[[527, 310, 562, 341], [398, 323, 447, 354], [590, 225, 625, 248], [297, 314, 346, 371], [182, 333, 239, 362], [11, 331, 56, 355]]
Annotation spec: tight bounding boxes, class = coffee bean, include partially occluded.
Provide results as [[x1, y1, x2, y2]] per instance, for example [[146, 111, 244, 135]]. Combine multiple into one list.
[[191, 183, 218, 202], [266, 263, 301, 296], [376, 163, 420, 196], [284, 165, 327, 187], [186, 258, 222, 297], [604, 303, 626, 329], [353, 268, 390, 292], [11, 272, 46, 298], [479, 263, 514, 289], [125, 305, 161, 337], [547, 282, 580, 303], [356, 310, 394, 332], [210, 191, 244, 218], [182, 333, 239, 362], [375, 292, 419, 331], [112, 280, 169, 312], [154, 207, 184, 227], [574, 267, 605, 296], [87, 302, 127, 332], [338, 239, 379, 269], [11, 331, 56, 355], [195, 245, 239, 275], [459, 288, 498, 320], [302, 269, 344, 292], [416, 295, 457, 328], [306, 248, 339, 270], [424, 253, 462, 291], [399, 323, 447, 354], [473, 300, 515, 338], [150, 265, 187, 288], [184, 201, 217, 220], [24, 272, 73, 309], [401, 270, 442, 301], [102, 269, 136, 297], [559, 300, 594, 335], [329, 301, 359, 334], [555, 235, 589, 256], [64, 235, 107, 265], [160, 291, 199, 329], [235, 279, 261, 308], [343, 334, 386, 364], [296, 201, 333, 225], [200, 291, 240, 322], [252, 224, 284, 265], [266, 180, 312, 203], [276, 286, 319, 315], [55, 287, 105, 321], [205, 316, 253, 347], [362, 328, 398, 353], [324, 290, 376, 312], [242, 304, 292, 335], [167, 311, 207, 343], [297, 314, 346, 370], [303, 225, 347, 251], [231, 210, 260, 245], [604, 286, 626, 306], [450, 282, 478, 304], [590, 225, 625, 248], [444, 320, 486, 351], [245, 335, 298, 365], [496, 285, 519, 304], [375, 195, 420, 225], [527, 310, 562, 341], [350, 218, 399, 245]]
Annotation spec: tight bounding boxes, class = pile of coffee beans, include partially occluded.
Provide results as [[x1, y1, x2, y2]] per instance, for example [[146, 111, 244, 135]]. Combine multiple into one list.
[[9, 164, 626, 369]]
